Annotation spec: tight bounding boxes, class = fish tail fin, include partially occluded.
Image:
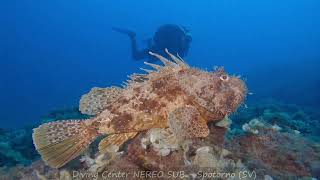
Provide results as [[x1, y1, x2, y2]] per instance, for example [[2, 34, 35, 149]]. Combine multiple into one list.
[[32, 119, 99, 168]]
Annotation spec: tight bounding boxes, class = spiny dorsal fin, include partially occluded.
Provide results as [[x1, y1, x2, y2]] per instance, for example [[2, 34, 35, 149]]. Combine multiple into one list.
[[148, 49, 189, 69], [164, 48, 189, 69], [143, 62, 162, 71], [149, 51, 178, 67], [129, 73, 149, 82], [126, 50, 190, 87], [140, 68, 154, 73]]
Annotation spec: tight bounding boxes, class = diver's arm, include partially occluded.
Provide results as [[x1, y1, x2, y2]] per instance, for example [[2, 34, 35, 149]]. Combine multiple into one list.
[[112, 27, 148, 60], [130, 37, 150, 60]]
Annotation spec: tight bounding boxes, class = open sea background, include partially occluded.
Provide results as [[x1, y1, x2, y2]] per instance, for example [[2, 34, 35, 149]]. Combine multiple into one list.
[[1, 0, 319, 129]]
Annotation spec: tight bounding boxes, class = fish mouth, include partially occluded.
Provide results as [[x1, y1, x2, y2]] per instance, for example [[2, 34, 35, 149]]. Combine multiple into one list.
[[225, 77, 248, 112]]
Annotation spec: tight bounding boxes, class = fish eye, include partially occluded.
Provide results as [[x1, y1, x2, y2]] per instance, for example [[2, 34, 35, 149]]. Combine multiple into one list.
[[219, 75, 229, 81]]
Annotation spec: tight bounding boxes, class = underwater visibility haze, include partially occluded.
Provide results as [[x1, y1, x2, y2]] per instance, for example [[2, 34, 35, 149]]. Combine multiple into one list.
[[0, 0, 320, 179]]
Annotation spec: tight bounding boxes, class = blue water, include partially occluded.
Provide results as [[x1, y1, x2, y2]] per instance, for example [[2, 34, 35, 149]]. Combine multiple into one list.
[[1, 0, 320, 129]]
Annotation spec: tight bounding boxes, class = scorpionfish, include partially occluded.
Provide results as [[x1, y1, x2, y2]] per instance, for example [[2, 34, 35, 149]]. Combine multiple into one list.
[[33, 49, 247, 168]]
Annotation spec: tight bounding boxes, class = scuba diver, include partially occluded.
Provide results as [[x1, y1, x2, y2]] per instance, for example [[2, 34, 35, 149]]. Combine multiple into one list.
[[112, 24, 192, 62]]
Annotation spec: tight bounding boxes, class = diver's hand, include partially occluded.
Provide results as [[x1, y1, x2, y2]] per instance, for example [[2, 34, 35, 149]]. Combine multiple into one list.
[[112, 27, 136, 38]]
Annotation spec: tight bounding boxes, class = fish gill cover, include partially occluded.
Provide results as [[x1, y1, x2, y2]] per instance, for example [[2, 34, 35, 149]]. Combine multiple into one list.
[[0, 0, 319, 179]]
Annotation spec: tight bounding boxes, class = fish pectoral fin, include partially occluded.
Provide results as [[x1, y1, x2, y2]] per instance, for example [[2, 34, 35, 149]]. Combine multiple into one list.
[[79, 86, 123, 115], [98, 132, 138, 153], [168, 105, 209, 139]]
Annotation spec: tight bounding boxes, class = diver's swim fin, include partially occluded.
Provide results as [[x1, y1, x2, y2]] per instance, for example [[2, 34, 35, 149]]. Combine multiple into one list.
[[112, 27, 136, 38]]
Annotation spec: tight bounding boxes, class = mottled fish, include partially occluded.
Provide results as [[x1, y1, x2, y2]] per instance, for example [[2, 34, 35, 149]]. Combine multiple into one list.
[[33, 49, 247, 168]]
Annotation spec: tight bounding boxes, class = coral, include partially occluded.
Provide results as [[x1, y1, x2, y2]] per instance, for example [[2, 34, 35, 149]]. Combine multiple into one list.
[[141, 128, 179, 156], [231, 99, 320, 141], [0, 142, 30, 166], [0, 107, 90, 169], [232, 109, 319, 179], [192, 146, 216, 167], [192, 145, 248, 179], [227, 128, 320, 178], [193, 146, 230, 168], [80, 144, 123, 173], [0, 128, 35, 167], [36, 170, 48, 180], [0, 166, 26, 180], [241, 118, 282, 135], [215, 116, 232, 129], [1, 110, 319, 180], [264, 175, 273, 180], [242, 118, 267, 134], [127, 132, 186, 171], [0, 160, 61, 180], [125, 123, 230, 172]]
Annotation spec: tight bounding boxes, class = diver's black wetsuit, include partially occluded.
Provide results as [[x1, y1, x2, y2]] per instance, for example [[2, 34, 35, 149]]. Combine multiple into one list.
[[113, 24, 192, 62]]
